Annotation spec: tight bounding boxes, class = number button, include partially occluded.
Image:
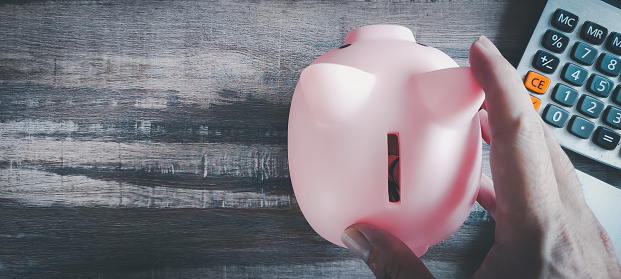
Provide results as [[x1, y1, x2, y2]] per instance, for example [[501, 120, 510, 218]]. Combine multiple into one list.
[[568, 116, 595, 139], [532, 50, 559, 74], [580, 21, 608, 45], [613, 86, 621, 106], [603, 106, 621, 130], [570, 42, 598, 65], [586, 74, 613, 97], [561, 63, 589, 86], [596, 53, 621, 77], [606, 32, 621, 56], [593, 127, 620, 150], [552, 84, 578, 107], [542, 30, 569, 53], [577, 95, 605, 118], [543, 104, 570, 128], [551, 9, 579, 32]]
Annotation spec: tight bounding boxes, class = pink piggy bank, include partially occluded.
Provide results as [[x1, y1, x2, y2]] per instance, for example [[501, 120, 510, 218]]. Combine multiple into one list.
[[288, 25, 484, 256]]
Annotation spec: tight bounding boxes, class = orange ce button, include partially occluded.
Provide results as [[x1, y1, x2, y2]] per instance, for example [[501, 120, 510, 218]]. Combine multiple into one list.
[[525, 71, 550, 94]]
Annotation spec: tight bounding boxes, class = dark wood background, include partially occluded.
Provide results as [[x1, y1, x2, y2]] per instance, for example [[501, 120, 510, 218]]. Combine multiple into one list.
[[1, 0, 620, 278]]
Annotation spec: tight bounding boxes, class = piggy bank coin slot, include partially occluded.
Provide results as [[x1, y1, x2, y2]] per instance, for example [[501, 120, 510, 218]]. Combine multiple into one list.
[[388, 133, 401, 203], [339, 44, 352, 49]]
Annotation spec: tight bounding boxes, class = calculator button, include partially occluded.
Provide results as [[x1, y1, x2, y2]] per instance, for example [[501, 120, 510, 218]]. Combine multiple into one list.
[[561, 63, 589, 86], [524, 71, 550, 94], [543, 104, 570, 128], [530, 96, 541, 111], [586, 74, 613, 97], [580, 22, 608, 45], [613, 86, 621, 106], [596, 53, 621, 77], [551, 9, 579, 33], [532, 50, 559, 74], [552, 84, 578, 107], [605, 32, 621, 55], [568, 116, 595, 139], [593, 127, 620, 150], [603, 106, 621, 130], [570, 42, 598, 66], [542, 30, 569, 53], [577, 95, 605, 118]]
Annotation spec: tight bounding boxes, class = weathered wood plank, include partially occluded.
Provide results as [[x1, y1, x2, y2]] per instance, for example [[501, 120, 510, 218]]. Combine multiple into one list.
[[0, 0, 616, 278], [0, 206, 493, 278]]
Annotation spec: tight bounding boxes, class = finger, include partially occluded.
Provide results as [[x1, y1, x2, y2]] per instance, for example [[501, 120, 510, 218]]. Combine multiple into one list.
[[477, 173, 496, 218], [469, 36, 534, 125], [342, 223, 434, 279], [469, 36, 561, 214], [540, 119, 587, 208], [479, 109, 492, 145]]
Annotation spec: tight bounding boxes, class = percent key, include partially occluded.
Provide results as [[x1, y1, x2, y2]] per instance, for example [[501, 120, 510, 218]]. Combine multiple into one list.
[[543, 29, 569, 53]]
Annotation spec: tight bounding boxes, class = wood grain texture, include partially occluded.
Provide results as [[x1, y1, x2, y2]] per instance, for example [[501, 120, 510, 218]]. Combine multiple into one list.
[[0, 0, 617, 278]]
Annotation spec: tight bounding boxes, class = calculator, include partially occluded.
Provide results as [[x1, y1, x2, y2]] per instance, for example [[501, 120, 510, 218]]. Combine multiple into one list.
[[516, 0, 621, 169]]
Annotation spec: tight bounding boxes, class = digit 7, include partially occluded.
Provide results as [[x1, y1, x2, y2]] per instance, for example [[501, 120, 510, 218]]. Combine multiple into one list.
[[582, 47, 591, 59]]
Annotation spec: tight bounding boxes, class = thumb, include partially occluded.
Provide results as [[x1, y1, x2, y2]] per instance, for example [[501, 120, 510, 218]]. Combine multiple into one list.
[[341, 223, 434, 279]]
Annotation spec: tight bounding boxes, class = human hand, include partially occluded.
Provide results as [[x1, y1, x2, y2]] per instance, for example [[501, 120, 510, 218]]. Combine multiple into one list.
[[340, 36, 621, 278]]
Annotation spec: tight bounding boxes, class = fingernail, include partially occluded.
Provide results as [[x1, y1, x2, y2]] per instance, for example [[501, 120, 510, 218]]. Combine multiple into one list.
[[476, 35, 502, 56], [341, 227, 371, 262]]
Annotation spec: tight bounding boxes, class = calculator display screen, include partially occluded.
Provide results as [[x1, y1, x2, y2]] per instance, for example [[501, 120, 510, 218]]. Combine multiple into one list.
[[601, 0, 621, 9]]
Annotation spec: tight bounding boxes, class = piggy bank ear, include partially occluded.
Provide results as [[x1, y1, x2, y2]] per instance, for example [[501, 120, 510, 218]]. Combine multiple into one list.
[[299, 63, 375, 123], [409, 67, 484, 126]]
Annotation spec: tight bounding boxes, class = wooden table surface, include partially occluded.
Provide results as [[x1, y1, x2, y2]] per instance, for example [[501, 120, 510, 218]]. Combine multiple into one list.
[[2, 0, 620, 278]]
